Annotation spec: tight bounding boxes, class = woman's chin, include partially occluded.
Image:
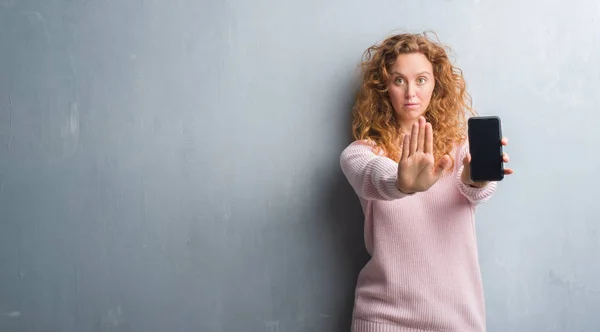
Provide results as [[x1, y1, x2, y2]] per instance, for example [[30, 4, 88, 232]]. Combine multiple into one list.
[[398, 109, 426, 120]]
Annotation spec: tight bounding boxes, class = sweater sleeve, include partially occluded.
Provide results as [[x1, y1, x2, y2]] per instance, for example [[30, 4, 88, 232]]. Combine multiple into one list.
[[340, 140, 414, 201], [454, 141, 497, 205]]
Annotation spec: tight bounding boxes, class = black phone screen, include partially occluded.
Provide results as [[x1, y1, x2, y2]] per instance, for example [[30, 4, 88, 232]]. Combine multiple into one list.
[[467, 116, 504, 182]]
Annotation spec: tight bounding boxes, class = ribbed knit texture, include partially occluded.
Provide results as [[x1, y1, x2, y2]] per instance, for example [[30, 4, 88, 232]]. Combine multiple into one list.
[[340, 140, 497, 332]]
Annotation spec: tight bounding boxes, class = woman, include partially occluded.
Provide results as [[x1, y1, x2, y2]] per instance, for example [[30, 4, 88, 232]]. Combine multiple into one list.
[[340, 32, 514, 332]]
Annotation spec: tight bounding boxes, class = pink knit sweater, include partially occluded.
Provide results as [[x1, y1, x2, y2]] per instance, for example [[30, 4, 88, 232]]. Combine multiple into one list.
[[340, 139, 497, 332]]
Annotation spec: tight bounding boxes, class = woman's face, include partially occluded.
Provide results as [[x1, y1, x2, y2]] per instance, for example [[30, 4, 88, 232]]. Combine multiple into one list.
[[386, 52, 435, 128]]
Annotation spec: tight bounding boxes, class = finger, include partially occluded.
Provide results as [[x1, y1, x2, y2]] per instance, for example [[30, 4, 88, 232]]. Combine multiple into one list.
[[400, 134, 410, 161], [424, 122, 433, 154], [501, 137, 508, 146], [503, 153, 509, 163], [409, 122, 418, 156], [504, 168, 514, 175], [434, 154, 451, 176], [463, 152, 471, 166], [417, 117, 426, 152]]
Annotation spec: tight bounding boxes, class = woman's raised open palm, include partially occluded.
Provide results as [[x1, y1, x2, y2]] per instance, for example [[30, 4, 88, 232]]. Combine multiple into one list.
[[396, 116, 452, 194]]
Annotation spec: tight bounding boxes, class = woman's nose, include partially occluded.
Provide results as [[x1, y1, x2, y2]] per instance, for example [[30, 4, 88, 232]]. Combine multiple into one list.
[[405, 84, 416, 98]]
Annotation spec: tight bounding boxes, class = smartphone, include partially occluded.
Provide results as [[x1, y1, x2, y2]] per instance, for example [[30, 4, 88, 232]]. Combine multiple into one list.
[[467, 116, 504, 182]]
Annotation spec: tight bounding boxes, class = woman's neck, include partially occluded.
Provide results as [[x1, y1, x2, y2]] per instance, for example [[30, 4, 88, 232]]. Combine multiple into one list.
[[398, 119, 419, 136]]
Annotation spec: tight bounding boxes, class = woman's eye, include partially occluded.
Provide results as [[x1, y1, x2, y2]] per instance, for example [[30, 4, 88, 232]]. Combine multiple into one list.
[[418, 77, 426, 84], [395, 78, 404, 84]]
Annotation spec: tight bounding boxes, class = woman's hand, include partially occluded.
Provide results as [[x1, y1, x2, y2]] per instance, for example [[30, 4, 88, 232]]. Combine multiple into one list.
[[396, 116, 452, 194], [461, 137, 514, 188]]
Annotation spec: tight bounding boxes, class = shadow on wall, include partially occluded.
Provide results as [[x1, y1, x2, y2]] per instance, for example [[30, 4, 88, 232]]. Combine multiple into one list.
[[326, 171, 369, 331], [255, 71, 368, 331], [324, 77, 370, 331]]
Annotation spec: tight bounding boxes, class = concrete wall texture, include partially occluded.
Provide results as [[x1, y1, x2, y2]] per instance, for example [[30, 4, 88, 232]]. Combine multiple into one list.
[[1, 0, 599, 331]]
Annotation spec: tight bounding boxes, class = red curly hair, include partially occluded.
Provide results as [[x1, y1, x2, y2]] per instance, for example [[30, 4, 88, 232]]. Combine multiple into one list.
[[351, 31, 476, 169]]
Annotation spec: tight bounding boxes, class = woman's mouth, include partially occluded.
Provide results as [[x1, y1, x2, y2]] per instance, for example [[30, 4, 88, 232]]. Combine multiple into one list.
[[404, 103, 420, 109]]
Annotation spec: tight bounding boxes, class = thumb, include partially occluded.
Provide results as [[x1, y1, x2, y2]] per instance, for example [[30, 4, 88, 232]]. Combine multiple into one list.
[[463, 152, 471, 166], [434, 155, 451, 176]]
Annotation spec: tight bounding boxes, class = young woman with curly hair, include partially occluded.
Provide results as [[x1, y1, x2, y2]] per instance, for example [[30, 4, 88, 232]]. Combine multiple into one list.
[[340, 32, 514, 332]]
